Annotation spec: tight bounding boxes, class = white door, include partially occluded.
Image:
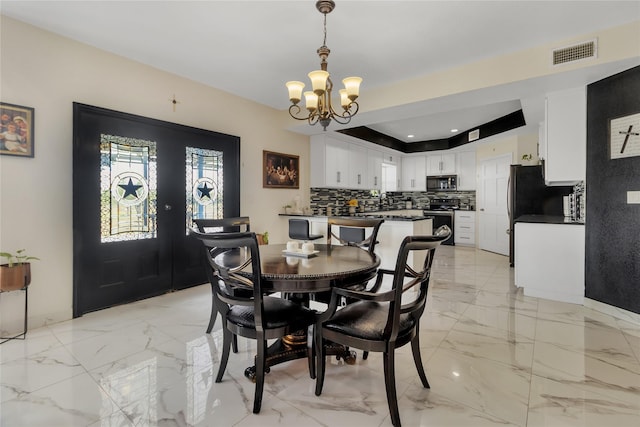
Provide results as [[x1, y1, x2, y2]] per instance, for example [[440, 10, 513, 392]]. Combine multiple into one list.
[[478, 153, 511, 255]]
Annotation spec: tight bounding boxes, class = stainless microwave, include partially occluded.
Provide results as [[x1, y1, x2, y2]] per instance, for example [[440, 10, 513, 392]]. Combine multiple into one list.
[[426, 175, 457, 191]]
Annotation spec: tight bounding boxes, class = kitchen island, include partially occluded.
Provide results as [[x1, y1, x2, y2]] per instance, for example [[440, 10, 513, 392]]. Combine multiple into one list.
[[281, 212, 433, 270], [514, 215, 585, 304]]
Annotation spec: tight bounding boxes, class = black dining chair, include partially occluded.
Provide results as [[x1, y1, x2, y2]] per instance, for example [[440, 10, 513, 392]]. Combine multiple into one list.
[[190, 229, 316, 414], [288, 218, 323, 241], [313, 226, 451, 427], [323, 217, 385, 298], [194, 217, 252, 338], [326, 217, 384, 257]]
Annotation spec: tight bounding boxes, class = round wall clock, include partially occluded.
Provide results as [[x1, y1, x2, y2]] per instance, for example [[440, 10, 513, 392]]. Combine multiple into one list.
[[609, 112, 640, 159]]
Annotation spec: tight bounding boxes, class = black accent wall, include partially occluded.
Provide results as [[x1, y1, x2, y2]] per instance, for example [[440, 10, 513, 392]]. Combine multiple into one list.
[[586, 66, 640, 314]]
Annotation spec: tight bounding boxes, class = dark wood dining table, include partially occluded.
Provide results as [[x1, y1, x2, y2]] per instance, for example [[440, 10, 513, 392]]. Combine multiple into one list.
[[215, 243, 380, 380]]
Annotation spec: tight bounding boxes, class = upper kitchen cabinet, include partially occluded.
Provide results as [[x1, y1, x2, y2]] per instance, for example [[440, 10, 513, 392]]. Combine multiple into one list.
[[310, 135, 350, 188], [542, 87, 586, 185], [456, 151, 477, 190], [401, 155, 426, 191], [367, 148, 383, 190], [381, 152, 398, 164], [426, 153, 456, 175], [348, 144, 368, 189]]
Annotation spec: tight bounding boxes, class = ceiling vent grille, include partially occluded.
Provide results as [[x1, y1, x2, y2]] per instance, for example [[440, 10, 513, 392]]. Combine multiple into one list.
[[552, 39, 597, 66]]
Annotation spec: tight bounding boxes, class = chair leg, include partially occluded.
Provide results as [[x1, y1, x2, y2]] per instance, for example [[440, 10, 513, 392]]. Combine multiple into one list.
[[314, 327, 326, 396], [383, 350, 401, 427], [253, 335, 267, 413], [307, 325, 316, 379], [216, 328, 232, 383], [410, 335, 430, 388], [206, 296, 217, 333], [232, 334, 238, 353]]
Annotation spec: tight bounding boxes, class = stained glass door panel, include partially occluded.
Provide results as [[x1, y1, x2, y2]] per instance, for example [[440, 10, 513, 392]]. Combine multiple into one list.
[[73, 104, 240, 316]]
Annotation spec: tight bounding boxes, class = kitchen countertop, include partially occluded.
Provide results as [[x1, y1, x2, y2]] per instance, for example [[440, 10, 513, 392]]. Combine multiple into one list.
[[515, 215, 584, 225], [279, 213, 433, 222]]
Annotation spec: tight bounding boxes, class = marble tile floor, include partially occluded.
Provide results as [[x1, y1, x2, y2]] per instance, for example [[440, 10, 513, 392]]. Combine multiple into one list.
[[1, 246, 639, 426]]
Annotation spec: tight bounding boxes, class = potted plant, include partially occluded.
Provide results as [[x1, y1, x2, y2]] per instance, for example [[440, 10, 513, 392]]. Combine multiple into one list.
[[521, 154, 537, 165], [257, 231, 269, 245], [0, 249, 39, 292]]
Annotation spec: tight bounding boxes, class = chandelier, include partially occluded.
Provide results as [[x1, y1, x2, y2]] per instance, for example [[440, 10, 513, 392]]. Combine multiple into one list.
[[286, 0, 362, 131]]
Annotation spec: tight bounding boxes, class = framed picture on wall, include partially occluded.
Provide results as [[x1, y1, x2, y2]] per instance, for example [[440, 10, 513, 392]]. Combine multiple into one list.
[[0, 102, 35, 158], [263, 150, 299, 188], [609, 111, 640, 159]]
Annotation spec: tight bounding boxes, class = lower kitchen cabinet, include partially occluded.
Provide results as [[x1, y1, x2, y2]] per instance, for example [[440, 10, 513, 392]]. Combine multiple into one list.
[[454, 211, 475, 246], [514, 222, 585, 304]]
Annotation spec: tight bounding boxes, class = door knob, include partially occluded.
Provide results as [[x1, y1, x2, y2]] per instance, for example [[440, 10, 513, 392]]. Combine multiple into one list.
[[164, 204, 172, 211]]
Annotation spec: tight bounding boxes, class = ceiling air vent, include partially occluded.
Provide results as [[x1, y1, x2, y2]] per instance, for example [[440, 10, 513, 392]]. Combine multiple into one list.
[[468, 129, 480, 142], [552, 39, 597, 66]]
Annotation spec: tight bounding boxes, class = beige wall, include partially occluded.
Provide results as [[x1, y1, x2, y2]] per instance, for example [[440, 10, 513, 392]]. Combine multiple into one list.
[[0, 17, 308, 327]]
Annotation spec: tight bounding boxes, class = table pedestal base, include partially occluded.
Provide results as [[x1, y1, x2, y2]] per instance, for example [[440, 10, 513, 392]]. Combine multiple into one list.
[[243, 332, 356, 381]]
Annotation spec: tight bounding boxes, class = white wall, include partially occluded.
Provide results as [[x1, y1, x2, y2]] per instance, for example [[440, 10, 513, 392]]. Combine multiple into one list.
[[0, 17, 309, 327]]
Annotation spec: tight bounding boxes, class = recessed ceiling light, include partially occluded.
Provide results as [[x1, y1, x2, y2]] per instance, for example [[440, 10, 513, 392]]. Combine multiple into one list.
[[450, 129, 458, 133], [407, 134, 415, 138]]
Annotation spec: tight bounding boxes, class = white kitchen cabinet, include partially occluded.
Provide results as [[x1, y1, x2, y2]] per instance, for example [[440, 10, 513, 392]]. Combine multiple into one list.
[[454, 211, 476, 246], [426, 153, 456, 175], [367, 148, 383, 190], [310, 135, 355, 188], [382, 152, 398, 164], [543, 87, 586, 185], [324, 140, 350, 187], [401, 156, 426, 191], [348, 144, 368, 189], [514, 222, 585, 304], [456, 151, 476, 190]]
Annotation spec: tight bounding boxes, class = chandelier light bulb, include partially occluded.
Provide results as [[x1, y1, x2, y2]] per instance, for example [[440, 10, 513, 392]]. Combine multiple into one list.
[[339, 89, 350, 109], [342, 76, 362, 101], [286, 81, 305, 104], [308, 70, 330, 95], [304, 91, 319, 112]]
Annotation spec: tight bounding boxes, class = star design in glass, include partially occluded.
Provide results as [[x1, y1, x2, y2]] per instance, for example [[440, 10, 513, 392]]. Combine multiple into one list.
[[198, 182, 213, 199], [119, 177, 143, 199]]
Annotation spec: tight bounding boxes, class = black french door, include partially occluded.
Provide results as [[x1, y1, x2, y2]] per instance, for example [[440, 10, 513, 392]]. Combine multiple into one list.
[[72, 103, 240, 316]]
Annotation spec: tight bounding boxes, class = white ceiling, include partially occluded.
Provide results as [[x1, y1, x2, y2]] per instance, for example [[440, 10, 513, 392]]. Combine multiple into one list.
[[2, 1, 639, 144]]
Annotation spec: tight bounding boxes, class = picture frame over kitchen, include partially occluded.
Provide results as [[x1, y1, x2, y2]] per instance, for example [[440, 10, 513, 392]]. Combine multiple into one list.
[[0, 102, 35, 158], [263, 150, 299, 189]]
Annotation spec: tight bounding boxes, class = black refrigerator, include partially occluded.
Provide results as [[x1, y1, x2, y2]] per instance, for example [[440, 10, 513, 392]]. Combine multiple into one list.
[[507, 165, 572, 266]]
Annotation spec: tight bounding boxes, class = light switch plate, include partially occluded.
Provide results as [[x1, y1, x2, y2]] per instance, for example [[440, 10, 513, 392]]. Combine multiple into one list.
[[627, 191, 640, 204]]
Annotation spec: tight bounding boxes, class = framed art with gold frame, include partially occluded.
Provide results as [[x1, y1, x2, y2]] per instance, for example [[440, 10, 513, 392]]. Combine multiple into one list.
[[263, 150, 299, 188]]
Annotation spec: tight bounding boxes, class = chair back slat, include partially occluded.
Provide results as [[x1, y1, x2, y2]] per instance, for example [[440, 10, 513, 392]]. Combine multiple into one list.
[[194, 217, 251, 233], [326, 217, 384, 255]]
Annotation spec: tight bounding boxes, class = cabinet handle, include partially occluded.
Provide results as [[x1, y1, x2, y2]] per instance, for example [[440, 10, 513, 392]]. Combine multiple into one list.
[[411, 178, 415, 188], [358, 174, 361, 185], [337, 171, 341, 183], [374, 176, 378, 186]]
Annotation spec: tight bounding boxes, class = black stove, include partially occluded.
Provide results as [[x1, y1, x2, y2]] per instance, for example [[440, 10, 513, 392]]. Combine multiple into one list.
[[423, 198, 459, 245], [426, 198, 460, 211]]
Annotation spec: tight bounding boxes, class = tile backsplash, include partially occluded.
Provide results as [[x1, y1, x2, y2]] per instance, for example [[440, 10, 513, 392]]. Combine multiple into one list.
[[310, 188, 476, 215]]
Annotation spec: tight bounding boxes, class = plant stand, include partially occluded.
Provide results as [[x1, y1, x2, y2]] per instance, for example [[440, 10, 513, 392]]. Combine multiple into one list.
[[0, 286, 28, 344]]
